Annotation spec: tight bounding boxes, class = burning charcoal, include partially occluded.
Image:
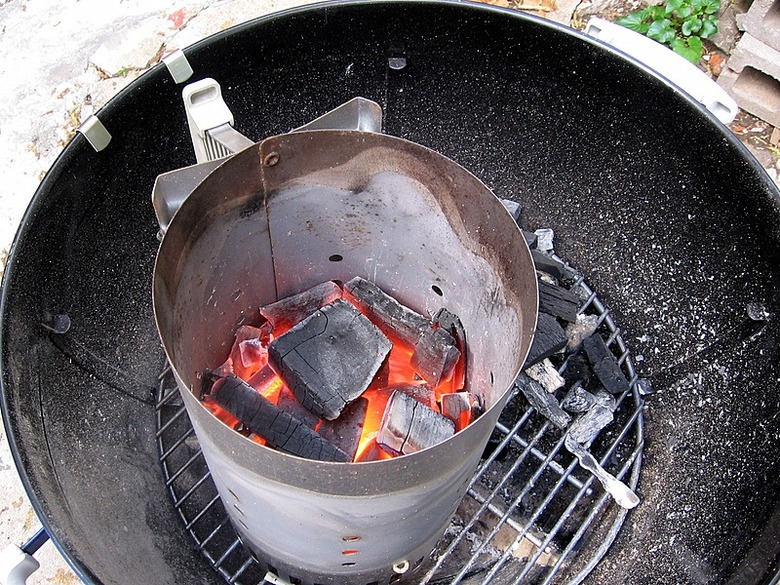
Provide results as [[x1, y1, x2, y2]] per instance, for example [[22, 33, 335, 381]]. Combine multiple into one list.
[[238, 338, 265, 368], [209, 375, 350, 462], [534, 228, 555, 252], [568, 404, 614, 445], [561, 382, 596, 414], [441, 392, 480, 431], [523, 312, 567, 368], [246, 363, 280, 394], [500, 198, 522, 223], [210, 359, 235, 379], [268, 298, 392, 420], [260, 281, 342, 333], [522, 230, 538, 249], [531, 250, 569, 283], [538, 280, 579, 323], [433, 308, 466, 353], [234, 325, 265, 343], [354, 440, 387, 463], [515, 373, 570, 430], [318, 397, 368, 461], [378, 390, 455, 455], [583, 334, 630, 395], [390, 383, 437, 410], [276, 386, 320, 430], [372, 358, 390, 390], [565, 314, 599, 353], [411, 326, 460, 387], [524, 359, 565, 394], [231, 325, 268, 379], [344, 276, 428, 344], [433, 308, 467, 389]]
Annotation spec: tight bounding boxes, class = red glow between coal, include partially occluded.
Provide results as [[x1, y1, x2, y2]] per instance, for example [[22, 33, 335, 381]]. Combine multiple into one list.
[[204, 289, 467, 462]]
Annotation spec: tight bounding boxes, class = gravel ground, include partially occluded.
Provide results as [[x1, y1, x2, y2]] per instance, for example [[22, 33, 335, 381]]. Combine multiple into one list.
[[0, 0, 777, 583], [0, 3, 321, 581]]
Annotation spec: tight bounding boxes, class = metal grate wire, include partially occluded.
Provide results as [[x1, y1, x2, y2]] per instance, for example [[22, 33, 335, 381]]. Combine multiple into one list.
[[155, 260, 644, 585]]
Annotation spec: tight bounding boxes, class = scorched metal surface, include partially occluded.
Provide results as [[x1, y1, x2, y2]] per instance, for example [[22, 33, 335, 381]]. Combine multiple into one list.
[[1, 1, 779, 584]]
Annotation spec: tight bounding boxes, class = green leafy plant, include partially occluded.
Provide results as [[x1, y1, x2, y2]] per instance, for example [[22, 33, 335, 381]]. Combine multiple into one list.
[[616, 0, 720, 63]]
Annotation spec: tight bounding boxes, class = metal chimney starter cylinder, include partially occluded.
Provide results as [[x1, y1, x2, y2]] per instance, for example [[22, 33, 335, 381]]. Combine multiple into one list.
[[153, 127, 538, 585]]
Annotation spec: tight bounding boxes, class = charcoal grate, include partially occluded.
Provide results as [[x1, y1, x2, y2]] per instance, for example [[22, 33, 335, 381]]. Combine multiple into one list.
[[155, 256, 644, 585]]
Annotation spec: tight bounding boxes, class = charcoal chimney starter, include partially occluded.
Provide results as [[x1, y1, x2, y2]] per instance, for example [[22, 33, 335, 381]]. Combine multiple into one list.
[[153, 128, 538, 584]]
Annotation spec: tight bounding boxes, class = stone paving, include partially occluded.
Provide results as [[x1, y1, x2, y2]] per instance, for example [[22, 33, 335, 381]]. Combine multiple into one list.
[[0, 0, 777, 583]]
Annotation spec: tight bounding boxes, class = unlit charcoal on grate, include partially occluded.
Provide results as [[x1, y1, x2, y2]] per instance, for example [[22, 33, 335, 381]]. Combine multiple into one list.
[[515, 373, 571, 430], [561, 353, 593, 388], [522, 230, 538, 249], [593, 389, 617, 411], [268, 298, 392, 420], [209, 375, 350, 462], [538, 280, 579, 323], [523, 312, 568, 368], [532, 250, 571, 283], [568, 404, 614, 446], [259, 281, 343, 333], [583, 333, 630, 395], [378, 390, 455, 455], [318, 397, 368, 461], [561, 382, 597, 414], [565, 313, 600, 352], [500, 198, 523, 222], [534, 228, 555, 252], [564, 400, 639, 509]]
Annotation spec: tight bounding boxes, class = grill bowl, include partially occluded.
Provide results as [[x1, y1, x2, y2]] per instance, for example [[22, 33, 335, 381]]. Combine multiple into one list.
[[2, 2, 779, 584]]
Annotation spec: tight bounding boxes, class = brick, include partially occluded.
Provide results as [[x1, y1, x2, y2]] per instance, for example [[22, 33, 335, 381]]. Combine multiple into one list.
[[718, 66, 780, 127], [711, 3, 745, 53], [743, 0, 780, 52], [726, 33, 780, 82]]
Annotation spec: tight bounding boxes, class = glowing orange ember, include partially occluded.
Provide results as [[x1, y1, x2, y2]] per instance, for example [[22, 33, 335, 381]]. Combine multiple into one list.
[[206, 280, 472, 462]]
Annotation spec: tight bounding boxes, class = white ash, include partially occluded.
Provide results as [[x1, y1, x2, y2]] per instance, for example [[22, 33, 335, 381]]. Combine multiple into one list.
[[524, 359, 565, 393], [565, 314, 600, 352], [534, 228, 555, 252], [747, 302, 773, 321], [593, 390, 617, 412]]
